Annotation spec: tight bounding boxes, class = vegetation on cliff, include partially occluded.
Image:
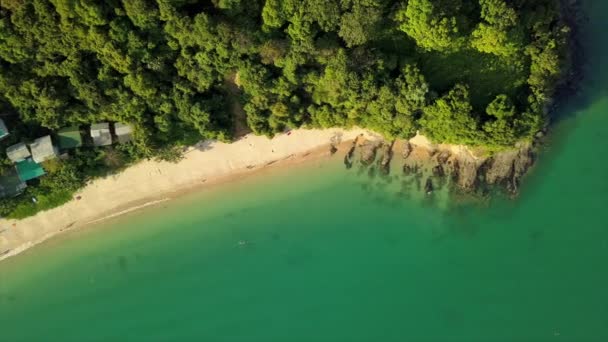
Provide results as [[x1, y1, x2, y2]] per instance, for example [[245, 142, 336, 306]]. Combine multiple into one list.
[[0, 0, 570, 217]]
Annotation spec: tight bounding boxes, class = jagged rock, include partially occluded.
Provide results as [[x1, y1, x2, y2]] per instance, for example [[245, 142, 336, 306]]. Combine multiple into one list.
[[456, 159, 478, 190], [432, 164, 444, 177], [403, 163, 420, 175], [436, 151, 450, 164], [482, 145, 534, 194], [425, 178, 433, 194], [360, 141, 380, 166], [377, 141, 394, 175], [484, 150, 518, 186], [330, 145, 338, 155], [444, 158, 458, 178], [510, 147, 534, 193], [343, 141, 357, 169], [402, 142, 412, 159]]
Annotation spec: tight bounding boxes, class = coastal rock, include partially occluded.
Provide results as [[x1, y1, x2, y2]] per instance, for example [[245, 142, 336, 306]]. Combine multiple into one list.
[[402, 142, 412, 160], [343, 140, 357, 169], [510, 146, 534, 193], [330, 145, 338, 155], [455, 158, 479, 191], [432, 164, 444, 177], [483, 145, 534, 194], [377, 141, 394, 175], [425, 178, 433, 194], [359, 140, 381, 166], [403, 163, 419, 175], [397, 137, 536, 196], [484, 150, 518, 186]]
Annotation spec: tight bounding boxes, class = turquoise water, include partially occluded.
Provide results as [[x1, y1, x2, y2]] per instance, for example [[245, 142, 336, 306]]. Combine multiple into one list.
[[2, 2, 608, 341]]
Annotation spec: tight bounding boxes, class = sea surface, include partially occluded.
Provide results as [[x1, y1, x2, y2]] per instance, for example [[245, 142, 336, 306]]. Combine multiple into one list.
[[1, 2, 608, 341]]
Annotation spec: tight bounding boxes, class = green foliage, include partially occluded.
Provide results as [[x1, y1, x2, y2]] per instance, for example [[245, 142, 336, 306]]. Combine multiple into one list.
[[470, 0, 523, 58], [0, 0, 570, 218], [338, 2, 382, 47], [486, 94, 515, 119], [419, 84, 482, 145], [470, 23, 520, 57], [395, 0, 464, 52]]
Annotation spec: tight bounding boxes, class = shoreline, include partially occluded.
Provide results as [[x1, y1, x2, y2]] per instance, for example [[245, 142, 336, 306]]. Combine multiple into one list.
[[0, 127, 537, 263], [0, 128, 373, 262]]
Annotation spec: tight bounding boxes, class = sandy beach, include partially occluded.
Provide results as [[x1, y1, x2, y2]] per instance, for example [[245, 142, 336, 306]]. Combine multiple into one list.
[[0, 128, 373, 262]]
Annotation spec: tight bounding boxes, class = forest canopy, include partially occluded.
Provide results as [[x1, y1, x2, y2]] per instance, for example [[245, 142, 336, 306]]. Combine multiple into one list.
[[0, 0, 569, 149], [0, 0, 571, 218]]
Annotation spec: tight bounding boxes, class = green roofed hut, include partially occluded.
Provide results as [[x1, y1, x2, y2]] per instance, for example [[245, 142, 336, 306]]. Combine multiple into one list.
[[58, 126, 83, 149], [0, 167, 26, 198], [16, 158, 45, 182]]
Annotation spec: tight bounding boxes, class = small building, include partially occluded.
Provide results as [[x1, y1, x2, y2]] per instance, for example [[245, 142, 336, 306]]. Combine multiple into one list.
[[57, 126, 83, 149], [90, 123, 112, 146], [29, 135, 57, 164], [0, 167, 27, 198], [15, 158, 45, 181], [6, 142, 31, 163], [114, 123, 133, 144], [0, 118, 9, 140]]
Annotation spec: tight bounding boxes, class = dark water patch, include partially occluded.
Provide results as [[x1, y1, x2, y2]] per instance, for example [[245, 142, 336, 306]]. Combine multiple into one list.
[[117, 255, 128, 272], [367, 166, 377, 179]]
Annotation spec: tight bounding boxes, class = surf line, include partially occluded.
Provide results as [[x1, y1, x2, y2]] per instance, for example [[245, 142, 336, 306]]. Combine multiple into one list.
[[86, 198, 171, 225]]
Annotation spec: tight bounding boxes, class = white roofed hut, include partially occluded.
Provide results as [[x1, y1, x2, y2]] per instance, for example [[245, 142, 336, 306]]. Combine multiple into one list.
[[6, 142, 31, 163], [90, 123, 112, 146], [114, 123, 133, 144], [0, 118, 9, 140], [29, 135, 58, 164]]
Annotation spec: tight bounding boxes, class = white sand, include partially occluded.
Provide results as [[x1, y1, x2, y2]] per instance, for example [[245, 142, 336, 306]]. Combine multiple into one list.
[[0, 128, 372, 262]]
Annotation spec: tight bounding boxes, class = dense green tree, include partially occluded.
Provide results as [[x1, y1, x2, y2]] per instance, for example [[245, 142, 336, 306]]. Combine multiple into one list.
[[395, 0, 463, 52], [470, 0, 522, 57], [419, 84, 481, 145], [338, 1, 382, 47]]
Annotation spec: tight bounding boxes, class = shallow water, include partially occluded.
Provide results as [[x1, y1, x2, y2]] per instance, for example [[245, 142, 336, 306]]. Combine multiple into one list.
[[1, 2, 608, 341]]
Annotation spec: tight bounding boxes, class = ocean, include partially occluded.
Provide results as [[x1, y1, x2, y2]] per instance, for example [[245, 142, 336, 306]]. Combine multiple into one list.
[[1, 1, 607, 341]]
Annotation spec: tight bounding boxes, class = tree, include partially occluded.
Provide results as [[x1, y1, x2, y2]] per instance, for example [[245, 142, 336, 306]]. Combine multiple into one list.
[[486, 94, 515, 119], [338, 3, 382, 47], [419, 84, 481, 145], [471, 23, 520, 57], [470, 0, 522, 57], [395, 64, 429, 115], [395, 0, 463, 52]]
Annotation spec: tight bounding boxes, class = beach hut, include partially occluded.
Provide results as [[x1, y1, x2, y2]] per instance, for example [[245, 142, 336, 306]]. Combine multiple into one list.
[[6, 142, 31, 163], [0, 118, 9, 140], [90, 123, 112, 146], [29, 135, 58, 163], [57, 126, 83, 149], [114, 123, 133, 143], [15, 158, 46, 181], [0, 167, 27, 198]]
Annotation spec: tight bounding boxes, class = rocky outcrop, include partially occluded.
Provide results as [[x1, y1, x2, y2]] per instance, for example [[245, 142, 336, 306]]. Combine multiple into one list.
[[344, 135, 536, 196], [402, 142, 412, 159], [359, 140, 381, 166], [482, 144, 534, 193], [453, 158, 480, 191], [343, 140, 357, 169], [377, 141, 395, 175]]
